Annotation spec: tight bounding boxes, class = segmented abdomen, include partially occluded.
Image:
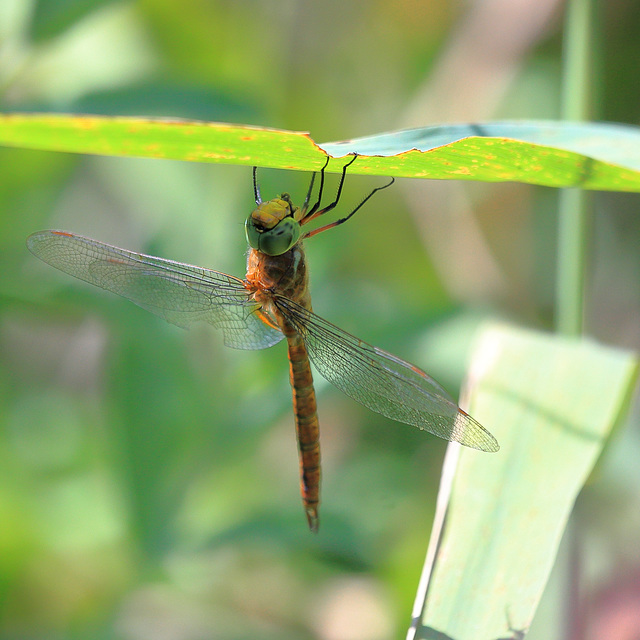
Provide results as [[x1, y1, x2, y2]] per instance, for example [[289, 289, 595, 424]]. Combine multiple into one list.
[[245, 243, 321, 531], [286, 331, 320, 532]]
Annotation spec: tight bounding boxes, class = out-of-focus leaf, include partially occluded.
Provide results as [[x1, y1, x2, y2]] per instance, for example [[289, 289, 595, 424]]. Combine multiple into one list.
[[29, 0, 114, 41], [409, 324, 638, 640], [1, 114, 640, 191]]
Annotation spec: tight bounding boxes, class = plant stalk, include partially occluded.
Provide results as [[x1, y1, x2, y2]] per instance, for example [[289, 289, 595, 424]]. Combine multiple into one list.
[[558, 4, 598, 640], [555, 0, 597, 336]]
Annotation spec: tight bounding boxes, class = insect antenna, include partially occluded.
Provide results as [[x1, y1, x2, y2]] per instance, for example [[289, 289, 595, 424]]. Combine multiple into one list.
[[252, 166, 262, 204]]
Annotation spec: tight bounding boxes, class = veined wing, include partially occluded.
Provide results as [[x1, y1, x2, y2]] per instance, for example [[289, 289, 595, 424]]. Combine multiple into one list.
[[27, 230, 284, 350], [274, 295, 499, 452]]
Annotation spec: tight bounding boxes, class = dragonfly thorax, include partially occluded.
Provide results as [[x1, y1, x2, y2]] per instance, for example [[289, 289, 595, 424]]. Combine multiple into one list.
[[245, 194, 303, 256]]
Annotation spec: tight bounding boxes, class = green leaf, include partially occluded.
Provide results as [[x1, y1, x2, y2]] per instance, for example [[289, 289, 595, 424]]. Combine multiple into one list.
[[409, 324, 638, 640], [1, 114, 640, 191], [0, 113, 322, 168]]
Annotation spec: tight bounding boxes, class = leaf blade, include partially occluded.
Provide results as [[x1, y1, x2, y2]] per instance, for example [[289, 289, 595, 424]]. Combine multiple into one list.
[[1, 114, 640, 190], [412, 324, 639, 640]]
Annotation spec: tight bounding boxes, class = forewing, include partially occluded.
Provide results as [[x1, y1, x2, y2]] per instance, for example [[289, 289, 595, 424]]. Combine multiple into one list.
[[27, 230, 284, 350], [275, 295, 498, 452]]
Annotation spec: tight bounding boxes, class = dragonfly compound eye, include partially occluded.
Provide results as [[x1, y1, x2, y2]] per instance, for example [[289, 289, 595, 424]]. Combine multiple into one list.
[[245, 215, 302, 256]]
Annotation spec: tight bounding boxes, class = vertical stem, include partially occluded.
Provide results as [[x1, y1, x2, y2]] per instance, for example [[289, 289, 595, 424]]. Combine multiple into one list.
[[555, 0, 597, 336], [556, 188, 589, 335], [558, 3, 598, 640]]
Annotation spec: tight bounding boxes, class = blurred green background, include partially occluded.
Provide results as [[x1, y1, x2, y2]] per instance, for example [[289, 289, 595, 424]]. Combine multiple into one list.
[[1, 1, 640, 638]]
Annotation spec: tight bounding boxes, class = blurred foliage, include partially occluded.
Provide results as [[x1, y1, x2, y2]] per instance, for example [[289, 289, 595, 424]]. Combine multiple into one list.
[[1, 1, 639, 639]]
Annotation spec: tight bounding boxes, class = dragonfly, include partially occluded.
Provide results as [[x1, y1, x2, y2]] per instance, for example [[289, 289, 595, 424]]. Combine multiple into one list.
[[27, 155, 499, 532]]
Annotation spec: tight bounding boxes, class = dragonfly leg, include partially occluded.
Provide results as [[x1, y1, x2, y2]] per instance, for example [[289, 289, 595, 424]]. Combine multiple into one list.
[[302, 176, 395, 240], [301, 154, 357, 224], [301, 155, 329, 214]]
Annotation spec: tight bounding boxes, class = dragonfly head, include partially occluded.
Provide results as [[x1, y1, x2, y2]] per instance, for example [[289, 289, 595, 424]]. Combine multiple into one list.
[[245, 194, 302, 256]]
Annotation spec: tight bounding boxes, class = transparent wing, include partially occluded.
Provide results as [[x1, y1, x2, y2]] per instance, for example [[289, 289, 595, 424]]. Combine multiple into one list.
[[27, 230, 284, 350], [275, 295, 498, 452]]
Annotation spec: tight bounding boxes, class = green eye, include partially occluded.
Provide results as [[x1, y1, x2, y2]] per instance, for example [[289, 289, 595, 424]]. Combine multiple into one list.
[[245, 217, 302, 256], [245, 217, 262, 251]]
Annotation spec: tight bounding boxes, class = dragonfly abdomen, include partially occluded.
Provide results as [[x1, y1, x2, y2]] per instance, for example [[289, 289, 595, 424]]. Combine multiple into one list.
[[246, 241, 322, 530], [286, 332, 321, 533]]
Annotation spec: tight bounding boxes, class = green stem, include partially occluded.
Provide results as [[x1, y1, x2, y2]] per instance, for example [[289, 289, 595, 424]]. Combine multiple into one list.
[[555, 0, 597, 336], [558, 3, 598, 639]]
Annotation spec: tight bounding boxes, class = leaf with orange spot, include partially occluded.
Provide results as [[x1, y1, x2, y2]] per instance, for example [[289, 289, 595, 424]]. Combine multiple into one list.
[[1, 113, 640, 191]]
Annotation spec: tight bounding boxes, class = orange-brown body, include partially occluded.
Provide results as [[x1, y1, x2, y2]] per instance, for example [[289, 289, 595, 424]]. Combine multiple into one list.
[[245, 243, 321, 532], [27, 161, 498, 536]]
